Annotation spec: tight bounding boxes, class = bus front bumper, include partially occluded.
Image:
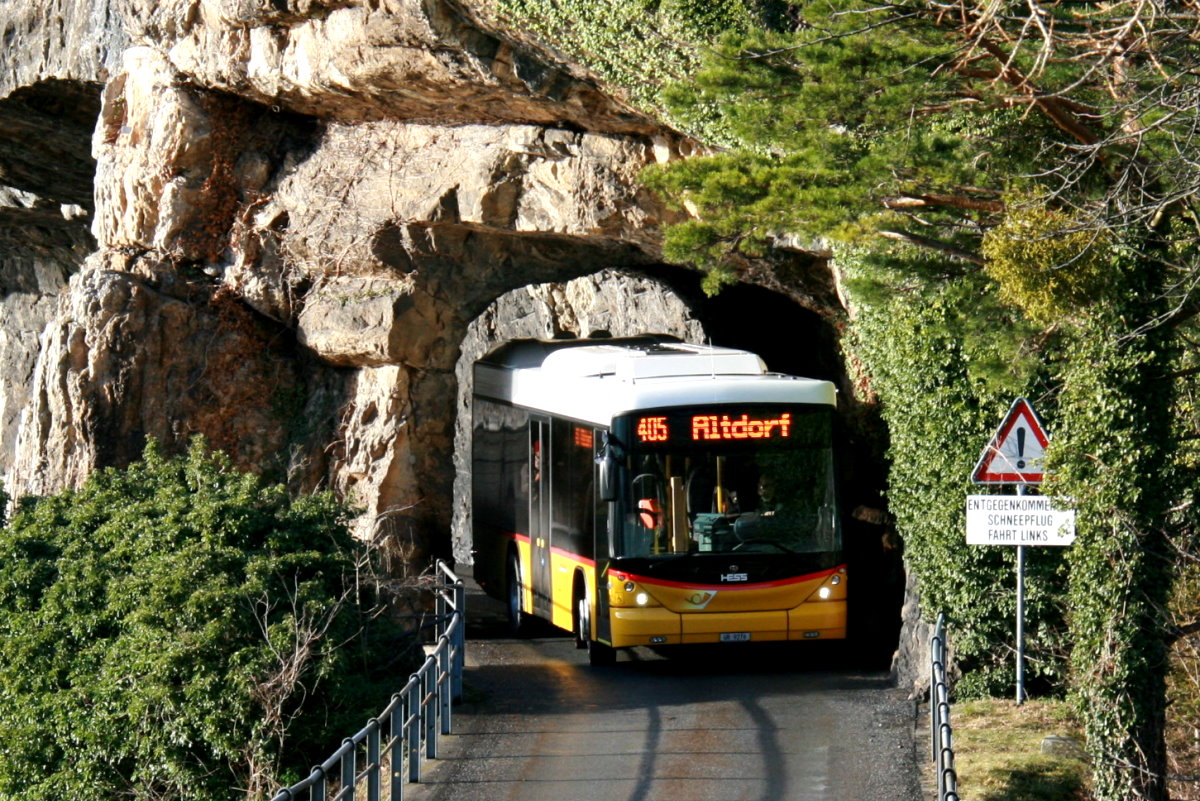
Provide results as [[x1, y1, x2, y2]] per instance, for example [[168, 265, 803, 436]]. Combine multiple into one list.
[[608, 602, 847, 647]]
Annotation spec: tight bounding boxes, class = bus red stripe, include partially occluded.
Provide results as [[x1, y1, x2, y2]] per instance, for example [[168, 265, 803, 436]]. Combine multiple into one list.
[[549, 545, 596, 568], [607, 564, 845, 591], [506, 532, 596, 568]]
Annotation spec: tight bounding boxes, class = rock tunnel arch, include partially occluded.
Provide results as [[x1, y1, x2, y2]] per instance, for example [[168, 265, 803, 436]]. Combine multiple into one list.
[[0, 34, 900, 666]]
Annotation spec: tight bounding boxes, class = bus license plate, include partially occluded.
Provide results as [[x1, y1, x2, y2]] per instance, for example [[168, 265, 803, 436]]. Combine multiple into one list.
[[720, 632, 751, 643]]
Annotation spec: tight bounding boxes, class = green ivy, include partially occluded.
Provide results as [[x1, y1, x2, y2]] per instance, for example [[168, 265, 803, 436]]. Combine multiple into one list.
[[1053, 303, 1178, 800], [493, 0, 765, 142], [842, 248, 1069, 696]]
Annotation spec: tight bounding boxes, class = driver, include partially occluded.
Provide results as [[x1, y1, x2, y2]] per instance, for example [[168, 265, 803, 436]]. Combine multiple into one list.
[[757, 473, 781, 515], [733, 473, 785, 544]]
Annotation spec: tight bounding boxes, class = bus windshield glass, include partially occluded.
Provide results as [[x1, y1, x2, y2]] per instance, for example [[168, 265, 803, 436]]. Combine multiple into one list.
[[612, 405, 839, 559]]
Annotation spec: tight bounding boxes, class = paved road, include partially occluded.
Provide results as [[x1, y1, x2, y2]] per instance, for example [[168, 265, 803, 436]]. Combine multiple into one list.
[[407, 583, 923, 801]]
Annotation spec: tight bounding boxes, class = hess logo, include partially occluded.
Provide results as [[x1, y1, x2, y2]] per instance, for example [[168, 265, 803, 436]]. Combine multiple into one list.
[[720, 572, 748, 582]]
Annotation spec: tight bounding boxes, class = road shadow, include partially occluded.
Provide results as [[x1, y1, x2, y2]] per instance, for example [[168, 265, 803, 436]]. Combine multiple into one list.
[[416, 574, 922, 801]]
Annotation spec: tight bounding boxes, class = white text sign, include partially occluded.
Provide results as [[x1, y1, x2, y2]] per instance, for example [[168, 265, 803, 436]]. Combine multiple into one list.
[[966, 494, 1076, 546]]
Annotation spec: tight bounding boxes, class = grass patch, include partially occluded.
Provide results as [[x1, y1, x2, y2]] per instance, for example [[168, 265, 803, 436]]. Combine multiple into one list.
[[949, 699, 1089, 801]]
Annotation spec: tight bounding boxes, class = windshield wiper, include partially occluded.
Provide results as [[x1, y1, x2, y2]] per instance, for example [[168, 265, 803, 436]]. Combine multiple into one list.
[[642, 551, 698, 569], [733, 538, 799, 554]]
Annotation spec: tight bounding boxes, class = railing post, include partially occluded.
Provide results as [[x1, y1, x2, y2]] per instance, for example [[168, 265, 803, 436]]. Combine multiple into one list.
[[408, 674, 421, 783], [390, 697, 405, 801], [425, 664, 438, 760], [340, 740, 355, 801], [436, 572, 447, 643], [452, 579, 465, 702], [439, 636, 452, 736], [312, 767, 326, 801], [367, 720, 381, 801]]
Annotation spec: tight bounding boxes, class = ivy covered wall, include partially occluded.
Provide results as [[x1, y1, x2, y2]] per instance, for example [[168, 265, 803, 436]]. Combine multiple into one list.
[[492, 2, 1200, 798], [842, 253, 1070, 697]]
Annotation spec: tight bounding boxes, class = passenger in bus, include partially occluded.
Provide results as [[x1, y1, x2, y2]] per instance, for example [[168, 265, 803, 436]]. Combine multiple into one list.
[[637, 497, 662, 529]]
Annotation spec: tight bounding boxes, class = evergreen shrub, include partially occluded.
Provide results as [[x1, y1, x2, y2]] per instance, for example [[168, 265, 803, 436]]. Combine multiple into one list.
[[0, 439, 416, 801]]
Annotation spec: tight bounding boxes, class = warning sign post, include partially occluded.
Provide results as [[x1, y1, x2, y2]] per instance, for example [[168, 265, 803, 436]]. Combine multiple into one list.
[[967, 397, 1075, 706]]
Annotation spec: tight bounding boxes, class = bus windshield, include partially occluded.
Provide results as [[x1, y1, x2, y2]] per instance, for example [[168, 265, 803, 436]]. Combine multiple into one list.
[[612, 405, 840, 559]]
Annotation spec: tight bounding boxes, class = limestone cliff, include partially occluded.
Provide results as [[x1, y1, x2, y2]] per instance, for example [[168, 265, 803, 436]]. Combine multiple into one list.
[[0, 0, 848, 569]]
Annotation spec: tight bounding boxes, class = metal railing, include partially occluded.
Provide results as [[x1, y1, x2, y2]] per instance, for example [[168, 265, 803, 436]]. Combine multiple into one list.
[[930, 613, 959, 801], [269, 560, 466, 801]]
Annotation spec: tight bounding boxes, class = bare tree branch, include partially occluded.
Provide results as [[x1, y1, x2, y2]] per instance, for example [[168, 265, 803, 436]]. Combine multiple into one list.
[[883, 193, 1006, 213], [878, 229, 985, 263]]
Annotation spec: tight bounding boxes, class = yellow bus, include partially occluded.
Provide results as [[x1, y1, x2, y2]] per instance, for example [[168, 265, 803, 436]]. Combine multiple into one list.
[[471, 336, 846, 665]]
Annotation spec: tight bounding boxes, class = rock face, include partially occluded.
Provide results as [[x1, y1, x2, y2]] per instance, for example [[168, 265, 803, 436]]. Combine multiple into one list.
[[0, 0, 699, 559], [0, 0, 915, 677]]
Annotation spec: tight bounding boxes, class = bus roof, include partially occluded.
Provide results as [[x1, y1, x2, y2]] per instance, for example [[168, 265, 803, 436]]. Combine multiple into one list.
[[474, 337, 836, 426]]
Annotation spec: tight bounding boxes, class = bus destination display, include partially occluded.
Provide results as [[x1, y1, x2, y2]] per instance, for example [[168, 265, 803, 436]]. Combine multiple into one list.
[[636, 411, 793, 444]]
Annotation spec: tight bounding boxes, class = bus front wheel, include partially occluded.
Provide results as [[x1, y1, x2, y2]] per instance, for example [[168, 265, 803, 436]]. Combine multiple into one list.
[[578, 597, 616, 666], [574, 592, 588, 650]]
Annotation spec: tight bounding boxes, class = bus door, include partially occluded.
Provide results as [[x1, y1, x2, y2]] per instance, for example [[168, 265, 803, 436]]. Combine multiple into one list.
[[593, 431, 613, 644], [529, 416, 552, 617]]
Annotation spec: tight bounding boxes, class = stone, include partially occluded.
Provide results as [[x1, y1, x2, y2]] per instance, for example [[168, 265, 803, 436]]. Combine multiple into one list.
[[0, 0, 867, 636], [9, 255, 303, 496], [152, 0, 661, 133], [1041, 735, 1086, 759]]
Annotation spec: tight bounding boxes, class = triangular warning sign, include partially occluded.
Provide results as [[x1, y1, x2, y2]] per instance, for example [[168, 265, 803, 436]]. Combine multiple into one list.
[[972, 398, 1050, 484]]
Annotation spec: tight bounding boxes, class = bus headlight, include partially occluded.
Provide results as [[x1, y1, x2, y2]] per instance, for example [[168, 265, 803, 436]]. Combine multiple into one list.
[[636, 592, 650, 606], [817, 586, 832, 600], [625, 581, 636, 593]]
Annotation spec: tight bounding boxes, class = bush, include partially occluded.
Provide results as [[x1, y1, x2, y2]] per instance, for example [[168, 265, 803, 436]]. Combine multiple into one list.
[[0, 439, 417, 801]]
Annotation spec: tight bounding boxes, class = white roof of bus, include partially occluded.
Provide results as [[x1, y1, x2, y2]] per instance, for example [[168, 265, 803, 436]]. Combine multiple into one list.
[[474, 338, 836, 426]]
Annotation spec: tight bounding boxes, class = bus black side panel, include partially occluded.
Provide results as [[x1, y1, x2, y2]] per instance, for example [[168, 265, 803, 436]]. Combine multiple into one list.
[[530, 417, 553, 617], [472, 398, 530, 600], [595, 560, 613, 644], [550, 420, 597, 562]]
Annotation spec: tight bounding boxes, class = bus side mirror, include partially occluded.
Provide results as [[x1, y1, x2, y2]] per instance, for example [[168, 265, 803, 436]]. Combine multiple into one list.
[[597, 434, 619, 502], [599, 451, 618, 502]]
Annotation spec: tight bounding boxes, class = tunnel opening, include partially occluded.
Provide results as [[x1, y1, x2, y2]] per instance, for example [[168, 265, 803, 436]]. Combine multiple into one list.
[[0, 78, 100, 290], [452, 266, 901, 669]]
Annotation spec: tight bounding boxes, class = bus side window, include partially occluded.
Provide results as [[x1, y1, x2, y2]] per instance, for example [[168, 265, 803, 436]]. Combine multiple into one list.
[[550, 420, 597, 558], [687, 465, 715, 515]]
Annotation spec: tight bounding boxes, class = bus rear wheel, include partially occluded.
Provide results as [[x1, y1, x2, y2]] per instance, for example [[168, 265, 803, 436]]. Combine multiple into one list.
[[506, 553, 526, 636]]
